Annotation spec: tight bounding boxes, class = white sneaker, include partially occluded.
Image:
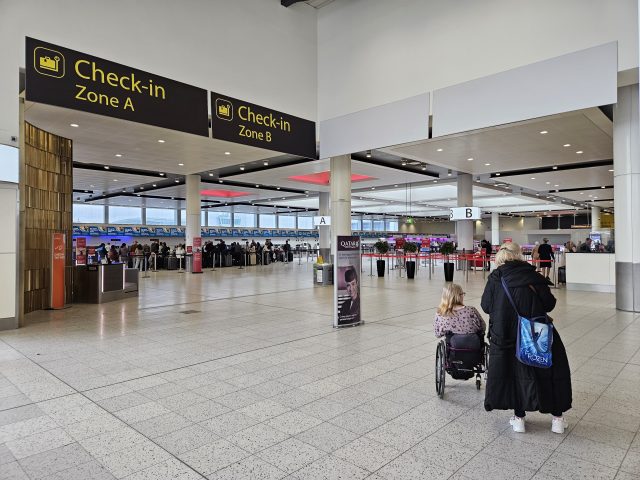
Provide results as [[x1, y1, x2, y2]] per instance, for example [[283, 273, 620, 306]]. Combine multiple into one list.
[[509, 416, 525, 433], [551, 416, 567, 434]]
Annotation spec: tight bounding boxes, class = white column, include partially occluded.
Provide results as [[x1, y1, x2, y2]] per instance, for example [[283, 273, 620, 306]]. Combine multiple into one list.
[[613, 84, 640, 312], [185, 174, 201, 248], [330, 155, 351, 258], [591, 206, 601, 231], [456, 173, 474, 251], [318, 192, 331, 260], [491, 212, 500, 246]]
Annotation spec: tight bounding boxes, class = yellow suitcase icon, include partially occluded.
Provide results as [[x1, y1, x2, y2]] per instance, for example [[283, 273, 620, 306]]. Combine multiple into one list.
[[39, 55, 60, 72]]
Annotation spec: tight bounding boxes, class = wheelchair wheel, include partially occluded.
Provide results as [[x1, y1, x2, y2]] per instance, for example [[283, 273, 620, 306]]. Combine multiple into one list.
[[435, 341, 446, 398]]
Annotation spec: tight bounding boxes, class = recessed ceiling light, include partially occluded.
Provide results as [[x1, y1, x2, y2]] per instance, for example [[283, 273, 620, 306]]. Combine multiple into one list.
[[531, 177, 536, 180], [545, 181, 550, 185], [113, 179, 118, 182], [157, 139, 165, 143], [224, 151, 231, 155], [433, 180, 438, 183], [467, 158, 474, 161], [576, 150, 583, 154], [366, 150, 372, 158], [608, 169, 614, 172], [436, 148, 443, 152], [90, 184, 94, 188], [115, 154, 122, 157], [580, 192, 584, 195], [540, 130, 548, 134], [401, 161, 407, 166], [495, 173, 501, 176], [484, 163, 491, 166], [219, 180, 223, 183], [601, 186, 606, 188], [563, 144, 571, 147], [178, 163, 184, 166], [240, 166, 245, 171], [70, 123, 79, 128], [371, 187, 375, 190], [152, 184, 157, 187], [552, 166, 558, 170], [263, 161, 269, 166], [159, 172, 165, 176], [140, 187, 144, 190], [104, 166, 110, 170], [421, 166, 426, 171], [175, 179, 179, 183], [554, 184, 559, 187], [282, 197, 286, 200], [255, 184, 260, 188], [209, 173, 214, 176], [276, 187, 280, 190]]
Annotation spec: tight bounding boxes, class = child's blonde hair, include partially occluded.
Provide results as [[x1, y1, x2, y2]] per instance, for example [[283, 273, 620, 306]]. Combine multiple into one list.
[[436, 283, 465, 316]]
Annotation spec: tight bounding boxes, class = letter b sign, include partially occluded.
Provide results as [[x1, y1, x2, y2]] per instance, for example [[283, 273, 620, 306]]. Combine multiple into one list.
[[465, 208, 473, 218]]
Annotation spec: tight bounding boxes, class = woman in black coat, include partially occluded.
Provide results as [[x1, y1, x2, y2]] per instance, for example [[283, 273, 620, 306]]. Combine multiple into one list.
[[481, 242, 572, 434]]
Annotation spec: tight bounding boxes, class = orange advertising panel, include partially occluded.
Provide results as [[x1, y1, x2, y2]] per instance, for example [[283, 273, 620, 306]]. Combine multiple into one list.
[[51, 232, 65, 309]]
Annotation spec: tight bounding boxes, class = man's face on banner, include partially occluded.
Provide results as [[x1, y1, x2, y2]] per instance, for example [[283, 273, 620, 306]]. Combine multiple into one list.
[[346, 276, 358, 300]]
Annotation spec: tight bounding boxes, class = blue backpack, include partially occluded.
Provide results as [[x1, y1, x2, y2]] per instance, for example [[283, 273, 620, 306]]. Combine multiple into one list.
[[500, 277, 553, 368]]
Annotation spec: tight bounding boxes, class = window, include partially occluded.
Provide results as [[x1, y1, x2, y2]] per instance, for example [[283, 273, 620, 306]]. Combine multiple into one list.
[[109, 206, 142, 224], [362, 219, 373, 231], [146, 208, 176, 225], [386, 219, 399, 232], [278, 215, 296, 228], [208, 211, 232, 226], [73, 203, 104, 223], [233, 212, 255, 228], [297, 216, 313, 230], [180, 210, 207, 226], [259, 214, 276, 228], [373, 220, 385, 231], [351, 217, 361, 231]]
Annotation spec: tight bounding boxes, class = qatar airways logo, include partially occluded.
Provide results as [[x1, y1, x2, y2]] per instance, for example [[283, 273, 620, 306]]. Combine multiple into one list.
[[340, 240, 360, 249]]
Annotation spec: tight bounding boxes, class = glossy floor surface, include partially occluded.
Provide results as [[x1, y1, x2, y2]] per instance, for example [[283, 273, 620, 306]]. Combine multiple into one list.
[[1, 261, 638, 479]]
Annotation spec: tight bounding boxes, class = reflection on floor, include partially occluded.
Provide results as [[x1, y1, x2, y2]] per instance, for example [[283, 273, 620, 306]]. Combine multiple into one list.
[[0, 262, 638, 479]]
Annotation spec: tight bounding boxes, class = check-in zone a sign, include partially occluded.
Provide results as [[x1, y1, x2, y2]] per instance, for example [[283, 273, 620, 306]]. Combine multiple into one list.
[[314, 216, 331, 226], [450, 207, 481, 220], [26, 37, 209, 137], [211, 92, 317, 159]]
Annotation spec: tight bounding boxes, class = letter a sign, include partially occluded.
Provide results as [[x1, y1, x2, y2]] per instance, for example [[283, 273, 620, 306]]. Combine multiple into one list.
[[314, 216, 331, 226]]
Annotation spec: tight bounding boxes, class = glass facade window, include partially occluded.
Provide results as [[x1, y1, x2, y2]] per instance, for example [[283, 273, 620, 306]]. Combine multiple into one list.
[[209, 211, 232, 226], [73, 203, 105, 224], [386, 220, 399, 232], [146, 208, 176, 225], [297, 216, 313, 229], [259, 214, 276, 228], [180, 210, 206, 226], [233, 212, 255, 227], [351, 218, 362, 231], [362, 219, 373, 231], [278, 215, 296, 228], [373, 220, 385, 231], [109, 206, 142, 224]]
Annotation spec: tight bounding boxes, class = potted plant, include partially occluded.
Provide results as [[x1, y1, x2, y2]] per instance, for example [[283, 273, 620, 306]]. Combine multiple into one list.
[[374, 240, 389, 277], [404, 242, 418, 279], [440, 241, 456, 282]]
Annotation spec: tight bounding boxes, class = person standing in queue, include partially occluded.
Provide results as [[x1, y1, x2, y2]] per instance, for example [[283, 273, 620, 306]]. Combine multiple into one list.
[[538, 238, 555, 285], [481, 242, 572, 435]]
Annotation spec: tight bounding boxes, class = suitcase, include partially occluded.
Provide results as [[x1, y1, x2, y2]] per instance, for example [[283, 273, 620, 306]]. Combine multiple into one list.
[[558, 266, 566, 284], [166, 256, 178, 270], [288, 252, 294, 262]]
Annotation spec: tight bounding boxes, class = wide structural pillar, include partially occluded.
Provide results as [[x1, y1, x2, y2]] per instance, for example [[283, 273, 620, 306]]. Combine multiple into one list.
[[330, 155, 352, 258], [318, 192, 331, 260], [591, 206, 601, 231], [456, 173, 474, 251], [613, 84, 640, 312], [185, 174, 201, 248], [491, 212, 500, 246]]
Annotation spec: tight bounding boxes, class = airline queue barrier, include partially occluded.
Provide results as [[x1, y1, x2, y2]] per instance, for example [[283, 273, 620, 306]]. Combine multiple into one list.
[[74, 263, 138, 303]]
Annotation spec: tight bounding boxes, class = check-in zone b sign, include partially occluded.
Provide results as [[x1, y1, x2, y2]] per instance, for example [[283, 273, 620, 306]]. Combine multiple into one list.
[[26, 37, 209, 137], [450, 207, 481, 220], [211, 92, 317, 159]]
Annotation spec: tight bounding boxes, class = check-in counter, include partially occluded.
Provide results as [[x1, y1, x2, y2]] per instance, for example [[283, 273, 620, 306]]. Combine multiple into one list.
[[566, 253, 615, 293], [74, 263, 139, 303]]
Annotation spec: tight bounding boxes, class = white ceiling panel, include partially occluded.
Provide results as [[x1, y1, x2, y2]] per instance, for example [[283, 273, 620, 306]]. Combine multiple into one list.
[[558, 187, 614, 202], [74, 169, 160, 193], [498, 165, 613, 192]]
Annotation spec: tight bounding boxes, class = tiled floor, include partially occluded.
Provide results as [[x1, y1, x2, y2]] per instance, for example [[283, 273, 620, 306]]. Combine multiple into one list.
[[1, 261, 638, 479]]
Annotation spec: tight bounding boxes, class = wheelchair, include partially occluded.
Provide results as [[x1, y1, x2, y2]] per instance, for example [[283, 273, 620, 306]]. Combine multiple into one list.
[[435, 332, 489, 399]]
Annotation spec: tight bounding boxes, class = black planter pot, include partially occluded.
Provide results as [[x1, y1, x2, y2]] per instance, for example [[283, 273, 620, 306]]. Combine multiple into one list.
[[406, 260, 416, 279], [444, 262, 454, 282], [376, 259, 386, 277]]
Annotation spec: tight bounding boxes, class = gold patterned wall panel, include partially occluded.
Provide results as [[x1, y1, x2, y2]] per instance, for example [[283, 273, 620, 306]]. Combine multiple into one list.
[[22, 122, 73, 313]]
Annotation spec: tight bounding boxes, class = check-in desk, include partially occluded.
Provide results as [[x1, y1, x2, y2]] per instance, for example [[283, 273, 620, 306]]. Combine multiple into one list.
[[74, 263, 139, 303], [566, 253, 615, 293]]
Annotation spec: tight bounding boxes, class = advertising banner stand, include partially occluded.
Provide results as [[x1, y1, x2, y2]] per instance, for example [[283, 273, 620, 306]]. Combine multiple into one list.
[[334, 236, 362, 328], [50, 232, 66, 310], [75, 237, 86, 265], [192, 237, 202, 274]]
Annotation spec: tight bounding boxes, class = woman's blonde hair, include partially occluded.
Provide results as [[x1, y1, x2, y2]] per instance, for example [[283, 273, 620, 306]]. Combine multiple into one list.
[[495, 241, 523, 266], [436, 283, 465, 316]]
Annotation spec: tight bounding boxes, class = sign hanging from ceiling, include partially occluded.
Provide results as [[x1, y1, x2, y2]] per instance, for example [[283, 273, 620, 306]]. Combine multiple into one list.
[[210, 92, 316, 159], [25, 37, 209, 137], [450, 207, 481, 220]]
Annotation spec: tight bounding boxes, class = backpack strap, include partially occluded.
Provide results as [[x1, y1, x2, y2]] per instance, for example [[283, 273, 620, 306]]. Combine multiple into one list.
[[500, 276, 521, 317]]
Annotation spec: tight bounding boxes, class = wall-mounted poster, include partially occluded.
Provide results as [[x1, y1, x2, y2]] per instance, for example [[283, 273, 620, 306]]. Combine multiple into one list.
[[75, 237, 86, 265], [334, 236, 362, 328]]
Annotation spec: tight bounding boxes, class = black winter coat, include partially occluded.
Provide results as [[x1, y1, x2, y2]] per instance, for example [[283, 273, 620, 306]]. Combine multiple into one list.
[[481, 260, 572, 414]]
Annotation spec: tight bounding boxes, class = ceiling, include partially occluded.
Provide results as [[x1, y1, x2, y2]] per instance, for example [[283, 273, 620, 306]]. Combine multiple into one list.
[[27, 99, 614, 220]]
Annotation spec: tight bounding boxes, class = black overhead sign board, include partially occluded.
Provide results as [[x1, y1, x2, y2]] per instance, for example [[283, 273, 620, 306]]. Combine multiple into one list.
[[25, 37, 209, 137], [210, 92, 317, 159]]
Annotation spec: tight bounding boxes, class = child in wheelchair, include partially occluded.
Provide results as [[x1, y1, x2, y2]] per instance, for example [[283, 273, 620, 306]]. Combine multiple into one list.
[[434, 284, 488, 393]]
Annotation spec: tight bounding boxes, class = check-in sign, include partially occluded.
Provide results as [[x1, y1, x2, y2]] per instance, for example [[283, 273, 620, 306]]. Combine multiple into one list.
[[26, 37, 209, 136], [211, 92, 317, 159], [450, 207, 481, 220], [314, 216, 331, 226]]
